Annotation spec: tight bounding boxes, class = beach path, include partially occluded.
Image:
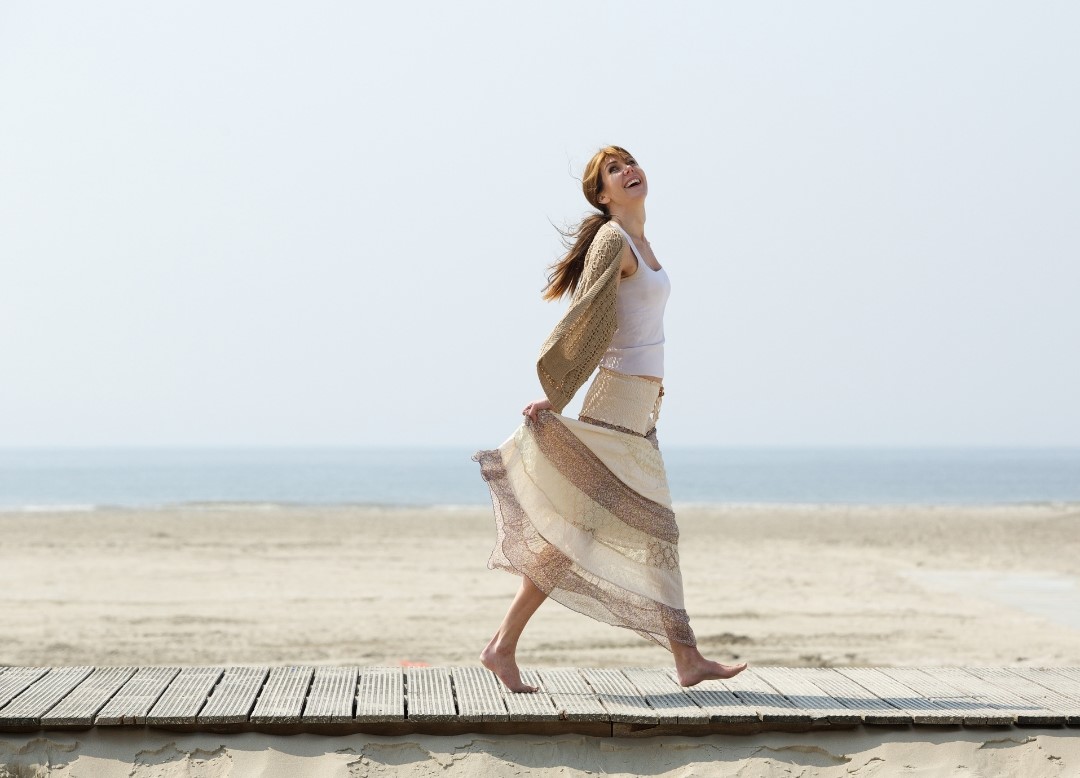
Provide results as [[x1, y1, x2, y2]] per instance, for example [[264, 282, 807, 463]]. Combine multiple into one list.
[[1, 665, 1077, 737]]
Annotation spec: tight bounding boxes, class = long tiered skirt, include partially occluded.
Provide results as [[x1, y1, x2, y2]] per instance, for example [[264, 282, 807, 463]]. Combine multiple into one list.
[[473, 368, 696, 649]]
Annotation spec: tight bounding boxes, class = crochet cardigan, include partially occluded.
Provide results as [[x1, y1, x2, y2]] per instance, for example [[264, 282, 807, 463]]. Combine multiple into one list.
[[537, 221, 626, 413]]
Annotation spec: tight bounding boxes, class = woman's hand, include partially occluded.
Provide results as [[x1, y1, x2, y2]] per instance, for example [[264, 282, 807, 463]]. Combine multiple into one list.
[[522, 398, 552, 422]]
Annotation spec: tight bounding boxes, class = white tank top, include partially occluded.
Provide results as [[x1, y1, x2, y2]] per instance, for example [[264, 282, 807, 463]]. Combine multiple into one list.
[[600, 223, 671, 378]]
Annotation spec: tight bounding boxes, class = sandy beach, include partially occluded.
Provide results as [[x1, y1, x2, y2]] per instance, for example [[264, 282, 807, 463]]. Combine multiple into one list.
[[3, 503, 1079, 668], [2, 503, 1079, 775]]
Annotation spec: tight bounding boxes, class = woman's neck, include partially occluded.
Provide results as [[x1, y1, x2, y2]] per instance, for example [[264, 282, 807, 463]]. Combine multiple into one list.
[[609, 205, 646, 240]]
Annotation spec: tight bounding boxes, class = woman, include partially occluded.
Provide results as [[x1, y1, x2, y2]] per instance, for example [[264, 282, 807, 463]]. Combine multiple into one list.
[[473, 146, 747, 692]]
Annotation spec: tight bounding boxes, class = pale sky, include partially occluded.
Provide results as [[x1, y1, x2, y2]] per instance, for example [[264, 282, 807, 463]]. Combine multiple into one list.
[[2, 2, 1078, 447]]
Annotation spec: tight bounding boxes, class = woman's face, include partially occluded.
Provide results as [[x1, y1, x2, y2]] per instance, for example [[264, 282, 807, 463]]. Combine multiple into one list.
[[598, 154, 648, 209]]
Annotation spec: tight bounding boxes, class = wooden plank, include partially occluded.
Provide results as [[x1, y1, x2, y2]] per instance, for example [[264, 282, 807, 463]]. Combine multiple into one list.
[[1019, 667, 1080, 699], [579, 668, 657, 725], [41, 667, 137, 727], [355, 666, 404, 722], [919, 668, 1064, 726], [877, 667, 1013, 725], [96, 667, 181, 725], [535, 668, 608, 722], [405, 667, 455, 722], [1047, 667, 1080, 685], [753, 667, 861, 725], [0, 667, 93, 727], [0, 668, 49, 710], [1006, 667, 1080, 717], [800, 668, 910, 725], [837, 668, 960, 725], [199, 666, 269, 724], [500, 669, 560, 722], [969, 668, 1080, 721], [250, 666, 314, 724], [621, 668, 708, 725], [302, 666, 358, 724], [721, 668, 811, 724], [665, 672, 759, 724], [146, 667, 223, 725], [451, 667, 508, 723]]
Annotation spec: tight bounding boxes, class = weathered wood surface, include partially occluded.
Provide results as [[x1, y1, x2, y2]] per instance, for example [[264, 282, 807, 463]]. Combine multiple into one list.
[[581, 667, 658, 724], [501, 669, 560, 722], [670, 672, 759, 724], [536, 668, 608, 721], [836, 667, 963, 725], [721, 668, 813, 724], [0, 668, 50, 711], [0, 665, 1077, 734], [978, 667, 1080, 723], [199, 666, 269, 724], [800, 668, 910, 725], [451, 666, 507, 723], [919, 667, 1064, 726], [1019, 667, 1080, 699], [146, 666, 223, 726], [250, 666, 314, 724], [41, 667, 137, 727], [303, 666, 358, 724], [405, 667, 455, 722], [622, 668, 708, 725], [355, 666, 404, 722], [754, 666, 861, 725], [877, 667, 1013, 726], [95, 667, 180, 725], [0, 667, 94, 727], [1050, 667, 1080, 684]]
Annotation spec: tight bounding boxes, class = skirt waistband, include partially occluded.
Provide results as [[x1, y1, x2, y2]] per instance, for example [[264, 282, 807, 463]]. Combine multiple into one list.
[[579, 367, 664, 437]]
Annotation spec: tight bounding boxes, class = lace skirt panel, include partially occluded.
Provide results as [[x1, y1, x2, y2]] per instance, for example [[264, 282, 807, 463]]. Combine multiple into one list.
[[473, 370, 695, 649]]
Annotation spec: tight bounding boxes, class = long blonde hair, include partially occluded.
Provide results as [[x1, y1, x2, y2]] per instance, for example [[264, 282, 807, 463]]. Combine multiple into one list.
[[542, 146, 634, 301]]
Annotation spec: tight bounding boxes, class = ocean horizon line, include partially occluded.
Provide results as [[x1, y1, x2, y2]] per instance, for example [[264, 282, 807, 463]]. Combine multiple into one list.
[[4, 498, 1080, 514], [4, 448, 1078, 508]]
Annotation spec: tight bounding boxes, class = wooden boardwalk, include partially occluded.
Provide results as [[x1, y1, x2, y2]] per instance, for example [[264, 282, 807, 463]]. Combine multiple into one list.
[[1, 665, 1078, 737]]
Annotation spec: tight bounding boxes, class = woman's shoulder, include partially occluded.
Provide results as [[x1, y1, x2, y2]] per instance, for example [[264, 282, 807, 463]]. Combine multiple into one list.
[[596, 219, 624, 240], [587, 220, 626, 259]]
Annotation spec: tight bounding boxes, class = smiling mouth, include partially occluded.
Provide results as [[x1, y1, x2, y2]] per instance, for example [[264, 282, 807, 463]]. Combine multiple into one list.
[[625, 178, 642, 189]]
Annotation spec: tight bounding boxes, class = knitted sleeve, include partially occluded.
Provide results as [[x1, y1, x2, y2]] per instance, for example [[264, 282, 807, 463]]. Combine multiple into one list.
[[536, 223, 625, 413]]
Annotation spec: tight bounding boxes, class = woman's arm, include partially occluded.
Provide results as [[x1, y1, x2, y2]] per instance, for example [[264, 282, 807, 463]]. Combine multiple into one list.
[[535, 223, 626, 413]]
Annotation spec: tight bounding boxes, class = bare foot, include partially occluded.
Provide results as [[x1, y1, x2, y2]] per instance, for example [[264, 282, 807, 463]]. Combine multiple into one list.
[[480, 641, 538, 693], [676, 659, 748, 688]]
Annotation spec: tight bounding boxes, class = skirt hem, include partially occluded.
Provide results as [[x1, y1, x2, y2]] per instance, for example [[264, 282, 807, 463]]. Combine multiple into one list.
[[473, 410, 696, 650]]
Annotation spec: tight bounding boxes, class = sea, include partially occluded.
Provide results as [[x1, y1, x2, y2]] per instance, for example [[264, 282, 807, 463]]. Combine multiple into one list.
[[0, 447, 1078, 510]]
